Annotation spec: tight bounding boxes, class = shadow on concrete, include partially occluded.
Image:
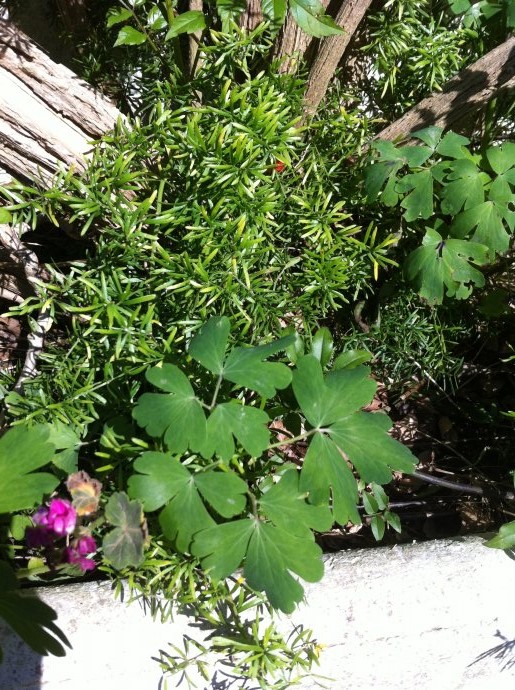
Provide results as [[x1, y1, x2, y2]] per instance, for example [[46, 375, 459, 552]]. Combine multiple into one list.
[[469, 629, 515, 672], [0, 624, 42, 690]]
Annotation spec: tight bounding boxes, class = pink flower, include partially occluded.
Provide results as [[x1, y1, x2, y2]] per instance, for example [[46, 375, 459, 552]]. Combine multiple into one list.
[[64, 534, 97, 572], [76, 535, 97, 556], [32, 506, 49, 526], [46, 498, 77, 536], [64, 546, 96, 572]]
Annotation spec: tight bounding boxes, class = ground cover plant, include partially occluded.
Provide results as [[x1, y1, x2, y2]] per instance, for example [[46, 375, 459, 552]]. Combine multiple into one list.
[[0, 0, 514, 686]]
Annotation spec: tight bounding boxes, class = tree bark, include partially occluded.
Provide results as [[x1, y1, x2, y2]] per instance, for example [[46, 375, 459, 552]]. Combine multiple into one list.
[[302, 0, 373, 119], [376, 36, 515, 142], [273, 1, 330, 73], [0, 20, 121, 185], [240, 0, 263, 32]]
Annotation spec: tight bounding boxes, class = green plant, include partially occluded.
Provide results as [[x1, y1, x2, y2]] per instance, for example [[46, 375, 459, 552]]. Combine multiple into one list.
[[0, 426, 70, 660], [1, 317, 415, 684], [365, 128, 515, 303], [120, 316, 415, 613], [0, 39, 390, 428]]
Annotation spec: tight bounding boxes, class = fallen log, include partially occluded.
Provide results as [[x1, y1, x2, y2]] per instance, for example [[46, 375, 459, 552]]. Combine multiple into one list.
[[0, 20, 121, 185], [376, 36, 515, 142]]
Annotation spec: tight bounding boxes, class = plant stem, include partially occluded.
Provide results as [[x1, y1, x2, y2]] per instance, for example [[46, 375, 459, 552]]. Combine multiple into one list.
[[267, 428, 317, 451], [209, 375, 223, 410]]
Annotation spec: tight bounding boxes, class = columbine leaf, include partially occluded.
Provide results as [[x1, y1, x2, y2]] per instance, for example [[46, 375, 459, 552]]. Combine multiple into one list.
[[113, 26, 147, 46], [289, 0, 343, 37], [440, 158, 486, 215], [486, 142, 515, 175], [0, 562, 70, 658], [223, 337, 294, 397], [165, 10, 206, 40], [194, 471, 248, 518], [47, 421, 80, 473], [292, 355, 376, 427], [127, 451, 183, 511], [405, 227, 489, 303], [189, 315, 230, 375], [0, 425, 58, 513], [365, 161, 394, 202], [128, 452, 245, 550], [133, 364, 206, 453], [299, 432, 360, 525], [436, 131, 471, 159], [397, 170, 434, 221], [412, 126, 443, 150], [485, 521, 515, 549], [451, 201, 511, 255], [192, 517, 324, 613], [202, 402, 270, 460], [244, 520, 323, 612], [191, 520, 252, 580], [260, 468, 333, 536], [102, 492, 146, 570], [329, 412, 415, 483]]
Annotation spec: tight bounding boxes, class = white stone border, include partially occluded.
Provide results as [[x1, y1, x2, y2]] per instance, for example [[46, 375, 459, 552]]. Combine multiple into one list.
[[1, 535, 515, 689]]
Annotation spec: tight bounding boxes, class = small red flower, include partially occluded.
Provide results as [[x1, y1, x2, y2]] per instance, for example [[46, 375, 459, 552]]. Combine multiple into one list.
[[275, 160, 285, 173]]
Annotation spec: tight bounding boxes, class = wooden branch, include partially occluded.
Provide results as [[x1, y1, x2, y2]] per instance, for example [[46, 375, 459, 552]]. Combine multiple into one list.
[[0, 20, 121, 184], [303, 0, 373, 118], [188, 0, 204, 78], [376, 36, 515, 142], [0, 223, 52, 394]]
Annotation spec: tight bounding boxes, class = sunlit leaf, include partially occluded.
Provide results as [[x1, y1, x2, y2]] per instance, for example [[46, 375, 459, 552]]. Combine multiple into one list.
[[165, 10, 206, 41], [202, 402, 270, 460], [0, 425, 58, 513], [405, 227, 489, 303], [290, 0, 344, 37], [133, 364, 206, 454], [113, 26, 147, 46]]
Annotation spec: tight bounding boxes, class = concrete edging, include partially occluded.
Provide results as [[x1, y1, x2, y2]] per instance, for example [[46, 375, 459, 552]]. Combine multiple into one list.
[[1, 535, 515, 689]]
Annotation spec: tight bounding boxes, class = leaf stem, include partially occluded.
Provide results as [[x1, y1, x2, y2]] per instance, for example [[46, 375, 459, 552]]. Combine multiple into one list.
[[247, 491, 259, 518], [209, 374, 223, 411], [267, 428, 317, 451]]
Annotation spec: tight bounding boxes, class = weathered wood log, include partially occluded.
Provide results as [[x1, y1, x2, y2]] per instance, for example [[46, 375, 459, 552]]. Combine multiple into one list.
[[376, 36, 515, 142], [302, 0, 373, 119], [0, 20, 121, 185]]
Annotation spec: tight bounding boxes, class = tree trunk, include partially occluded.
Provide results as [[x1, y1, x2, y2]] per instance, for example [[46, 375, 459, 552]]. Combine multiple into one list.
[[302, 0, 373, 119], [239, 0, 263, 32], [273, 1, 330, 73], [0, 20, 121, 185], [376, 36, 515, 142]]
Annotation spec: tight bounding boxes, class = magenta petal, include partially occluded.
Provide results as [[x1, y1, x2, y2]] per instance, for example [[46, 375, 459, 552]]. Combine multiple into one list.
[[32, 507, 49, 526], [76, 535, 97, 556], [47, 498, 77, 535], [65, 547, 96, 572]]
